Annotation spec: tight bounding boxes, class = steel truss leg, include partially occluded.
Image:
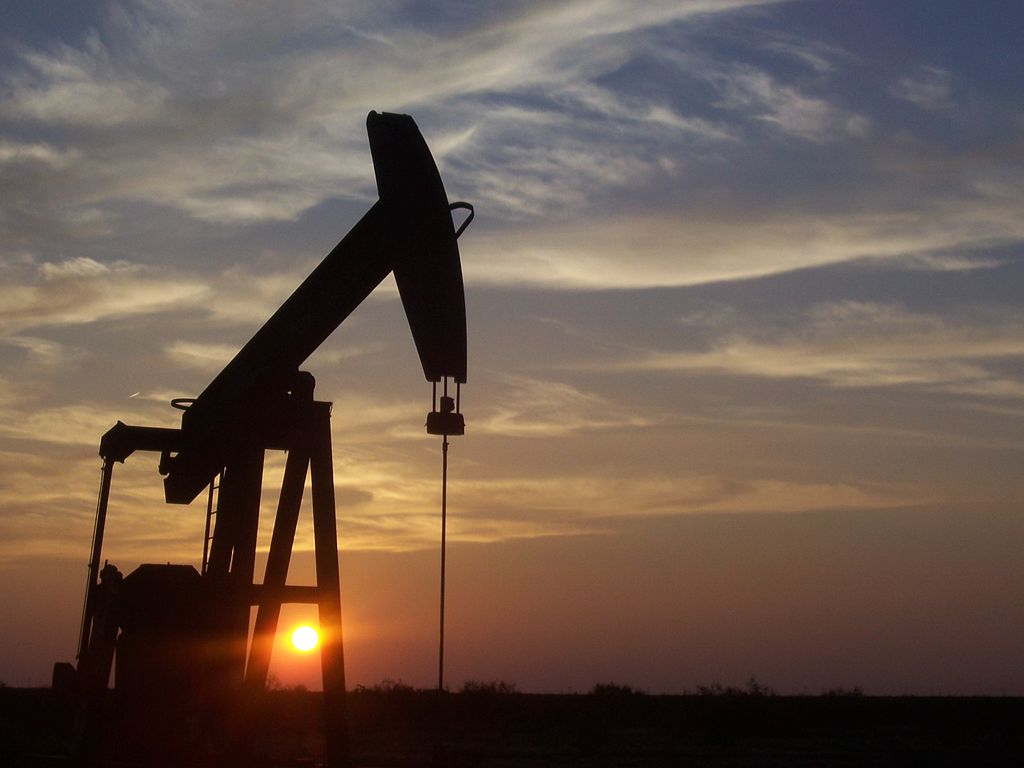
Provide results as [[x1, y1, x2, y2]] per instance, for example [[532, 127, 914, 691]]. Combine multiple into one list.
[[245, 443, 309, 689], [215, 448, 266, 686], [309, 402, 350, 768], [210, 403, 349, 768], [209, 448, 265, 768]]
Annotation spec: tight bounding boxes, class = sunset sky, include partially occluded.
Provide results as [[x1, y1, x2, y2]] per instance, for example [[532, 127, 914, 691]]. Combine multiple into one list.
[[1, 1, 1023, 694]]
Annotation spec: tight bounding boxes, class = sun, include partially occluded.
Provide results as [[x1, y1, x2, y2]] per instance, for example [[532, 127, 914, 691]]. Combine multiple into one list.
[[290, 624, 319, 653]]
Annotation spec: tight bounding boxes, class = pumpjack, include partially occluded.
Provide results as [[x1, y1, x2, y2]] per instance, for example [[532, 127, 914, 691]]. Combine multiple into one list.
[[55, 111, 470, 767]]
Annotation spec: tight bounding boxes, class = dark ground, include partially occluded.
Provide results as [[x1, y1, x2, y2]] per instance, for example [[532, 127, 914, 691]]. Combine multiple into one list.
[[3, 686, 1022, 767]]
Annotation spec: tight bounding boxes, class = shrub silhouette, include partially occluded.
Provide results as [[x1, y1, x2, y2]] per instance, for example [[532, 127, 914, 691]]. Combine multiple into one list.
[[459, 679, 518, 695], [356, 678, 417, 695], [590, 682, 644, 696], [697, 676, 775, 697], [820, 686, 864, 697]]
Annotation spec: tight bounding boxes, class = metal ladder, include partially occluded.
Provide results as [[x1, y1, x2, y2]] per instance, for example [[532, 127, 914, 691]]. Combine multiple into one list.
[[201, 472, 221, 575]]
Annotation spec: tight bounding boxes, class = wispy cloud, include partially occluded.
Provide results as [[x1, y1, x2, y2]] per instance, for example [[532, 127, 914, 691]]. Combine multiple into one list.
[[623, 301, 1024, 398], [889, 66, 955, 111], [474, 375, 651, 437], [464, 194, 1024, 289], [3, 335, 83, 369], [760, 37, 844, 75], [0, 139, 80, 167], [3, 0, 1018, 296], [0, 398, 179, 448], [0, 0, 793, 235], [0, 257, 209, 334], [3, 33, 167, 126], [300, 471, 911, 552], [165, 340, 237, 370], [716, 66, 871, 141]]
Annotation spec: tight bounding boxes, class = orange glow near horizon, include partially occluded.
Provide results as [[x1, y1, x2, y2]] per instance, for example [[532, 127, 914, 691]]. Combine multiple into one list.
[[290, 624, 320, 653]]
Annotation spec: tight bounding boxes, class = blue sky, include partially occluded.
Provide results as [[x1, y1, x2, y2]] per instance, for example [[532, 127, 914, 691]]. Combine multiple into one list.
[[1, 1, 1022, 693]]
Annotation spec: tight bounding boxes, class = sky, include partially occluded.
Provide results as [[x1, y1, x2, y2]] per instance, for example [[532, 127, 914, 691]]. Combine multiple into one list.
[[1, 0, 1022, 695]]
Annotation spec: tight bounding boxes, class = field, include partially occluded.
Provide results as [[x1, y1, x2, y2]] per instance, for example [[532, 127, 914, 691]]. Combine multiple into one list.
[[3, 686, 1022, 766]]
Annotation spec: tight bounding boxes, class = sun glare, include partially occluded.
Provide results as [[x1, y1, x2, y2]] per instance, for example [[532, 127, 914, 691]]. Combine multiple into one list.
[[290, 624, 319, 653]]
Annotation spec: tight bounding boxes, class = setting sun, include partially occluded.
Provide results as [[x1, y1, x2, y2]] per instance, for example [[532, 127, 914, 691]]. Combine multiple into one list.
[[290, 625, 319, 653]]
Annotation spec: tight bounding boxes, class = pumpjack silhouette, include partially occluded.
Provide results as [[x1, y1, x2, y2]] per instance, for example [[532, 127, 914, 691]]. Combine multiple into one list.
[[55, 111, 470, 767]]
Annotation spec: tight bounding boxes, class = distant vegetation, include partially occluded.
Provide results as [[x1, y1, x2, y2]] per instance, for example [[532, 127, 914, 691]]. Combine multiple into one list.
[[265, 673, 307, 692], [697, 676, 776, 697], [590, 682, 645, 696], [354, 678, 417, 695], [265, 676, 867, 697], [820, 686, 864, 697], [459, 679, 519, 695]]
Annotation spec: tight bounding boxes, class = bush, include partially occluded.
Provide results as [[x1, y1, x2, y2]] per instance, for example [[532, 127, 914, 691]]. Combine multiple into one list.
[[459, 679, 518, 695], [590, 682, 644, 696], [265, 673, 308, 692], [357, 678, 417, 694], [820, 686, 864, 697], [697, 676, 775, 697]]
